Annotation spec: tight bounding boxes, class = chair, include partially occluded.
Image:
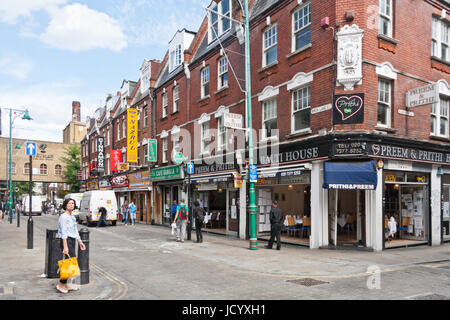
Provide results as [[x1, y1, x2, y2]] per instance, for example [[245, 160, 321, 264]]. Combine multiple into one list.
[[207, 212, 217, 228], [287, 217, 299, 237], [397, 217, 410, 237], [300, 217, 311, 238]]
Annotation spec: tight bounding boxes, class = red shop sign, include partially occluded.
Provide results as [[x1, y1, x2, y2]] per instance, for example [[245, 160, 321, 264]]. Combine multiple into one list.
[[109, 175, 129, 188]]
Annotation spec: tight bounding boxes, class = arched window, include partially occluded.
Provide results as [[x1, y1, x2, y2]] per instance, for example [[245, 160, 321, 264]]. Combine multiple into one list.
[[24, 163, 30, 174], [55, 164, 62, 175], [11, 162, 16, 174], [40, 164, 48, 175]]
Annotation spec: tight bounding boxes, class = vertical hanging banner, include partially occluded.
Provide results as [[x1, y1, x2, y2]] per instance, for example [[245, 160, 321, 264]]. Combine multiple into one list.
[[97, 136, 105, 172], [148, 138, 157, 162], [127, 108, 138, 162], [110, 150, 122, 172]]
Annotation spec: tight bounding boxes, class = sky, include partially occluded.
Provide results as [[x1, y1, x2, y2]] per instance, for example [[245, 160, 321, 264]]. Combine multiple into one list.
[[0, 0, 210, 143]]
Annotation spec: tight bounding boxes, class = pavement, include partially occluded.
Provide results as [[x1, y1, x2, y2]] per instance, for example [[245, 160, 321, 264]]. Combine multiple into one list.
[[1, 215, 450, 300]]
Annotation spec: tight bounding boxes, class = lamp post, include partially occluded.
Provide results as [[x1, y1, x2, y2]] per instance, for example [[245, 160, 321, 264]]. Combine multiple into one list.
[[4, 108, 32, 225], [206, 0, 257, 249]]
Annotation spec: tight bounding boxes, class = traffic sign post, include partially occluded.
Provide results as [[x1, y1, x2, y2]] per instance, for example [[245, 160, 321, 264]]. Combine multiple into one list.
[[249, 164, 258, 183], [26, 142, 37, 156], [187, 162, 194, 175], [25, 141, 36, 248]]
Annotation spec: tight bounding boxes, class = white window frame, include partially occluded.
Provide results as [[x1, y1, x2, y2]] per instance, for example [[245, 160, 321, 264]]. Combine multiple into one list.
[[218, 57, 228, 90], [377, 78, 392, 127], [432, 96, 450, 138], [217, 116, 226, 151], [208, 0, 232, 43], [432, 17, 449, 62], [201, 67, 210, 98], [116, 121, 120, 141], [122, 119, 126, 139], [201, 122, 210, 155], [173, 86, 179, 113], [291, 85, 311, 133], [162, 92, 168, 117], [162, 137, 168, 163], [263, 24, 278, 67], [262, 99, 278, 140], [292, 2, 311, 52], [379, 0, 393, 38], [143, 106, 148, 127]]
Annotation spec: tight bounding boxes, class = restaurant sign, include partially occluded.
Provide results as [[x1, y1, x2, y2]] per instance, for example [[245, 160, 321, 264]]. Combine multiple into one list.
[[109, 175, 129, 188], [128, 171, 151, 188], [370, 143, 450, 164], [150, 165, 184, 182]]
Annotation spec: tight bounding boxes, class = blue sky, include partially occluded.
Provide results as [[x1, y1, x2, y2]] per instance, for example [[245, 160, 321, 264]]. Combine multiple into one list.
[[0, 0, 210, 142]]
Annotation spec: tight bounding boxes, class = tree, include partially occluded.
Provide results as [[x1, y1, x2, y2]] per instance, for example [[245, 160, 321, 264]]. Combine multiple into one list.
[[61, 144, 81, 193]]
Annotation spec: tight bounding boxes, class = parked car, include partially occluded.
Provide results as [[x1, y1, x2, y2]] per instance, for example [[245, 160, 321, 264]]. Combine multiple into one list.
[[63, 193, 83, 221], [78, 190, 118, 227]]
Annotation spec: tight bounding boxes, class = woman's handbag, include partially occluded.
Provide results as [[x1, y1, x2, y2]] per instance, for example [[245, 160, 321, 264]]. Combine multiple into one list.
[[58, 255, 81, 280]]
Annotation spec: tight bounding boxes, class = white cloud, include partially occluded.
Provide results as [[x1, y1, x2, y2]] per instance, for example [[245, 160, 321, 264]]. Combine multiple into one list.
[[0, 0, 67, 24], [40, 3, 127, 52], [0, 53, 34, 80]]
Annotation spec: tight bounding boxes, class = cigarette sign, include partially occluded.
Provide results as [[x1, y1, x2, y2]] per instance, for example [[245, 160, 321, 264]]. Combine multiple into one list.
[[406, 83, 438, 108]]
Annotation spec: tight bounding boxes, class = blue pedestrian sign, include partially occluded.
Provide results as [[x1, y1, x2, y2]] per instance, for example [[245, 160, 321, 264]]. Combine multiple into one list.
[[26, 142, 37, 156], [249, 164, 258, 183], [187, 162, 194, 175]]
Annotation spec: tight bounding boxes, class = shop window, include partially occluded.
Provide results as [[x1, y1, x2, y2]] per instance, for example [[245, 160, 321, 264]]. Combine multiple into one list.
[[377, 78, 392, 127], [379, 0, 393, 38], [292, 85, 310, 132], [292, 1, 311, 51], [263, 24, 278, 67]]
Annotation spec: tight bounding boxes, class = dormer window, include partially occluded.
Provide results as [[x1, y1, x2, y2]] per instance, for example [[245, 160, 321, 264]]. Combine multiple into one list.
[[170, 44, 183, 71], [208, 0, 232, 43]]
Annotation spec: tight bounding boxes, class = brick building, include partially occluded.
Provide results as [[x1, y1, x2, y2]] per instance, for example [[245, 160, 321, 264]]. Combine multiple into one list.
[[81, 0, 450, 251]]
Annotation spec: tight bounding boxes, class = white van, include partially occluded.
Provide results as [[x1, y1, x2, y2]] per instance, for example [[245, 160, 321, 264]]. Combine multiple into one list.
[[22, 195, 42, 215], [64, 193, 83, 221], [78, 190, 118, 227]]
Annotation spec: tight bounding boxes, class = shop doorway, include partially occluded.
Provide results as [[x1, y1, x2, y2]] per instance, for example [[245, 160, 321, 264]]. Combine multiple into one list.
[[163, 186, 179, 225], [443, 180, 450, 241], [228, 190, 239, 235], [329, 189, 366, 247]]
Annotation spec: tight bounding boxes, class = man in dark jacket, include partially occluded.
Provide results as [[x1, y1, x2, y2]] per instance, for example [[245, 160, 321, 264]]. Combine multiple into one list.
[[265, 200, 283, 250], [193, 200, 204, 243]]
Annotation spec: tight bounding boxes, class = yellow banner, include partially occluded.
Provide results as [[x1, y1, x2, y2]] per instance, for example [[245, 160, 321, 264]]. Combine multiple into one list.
[[127, 108, 138, 162]]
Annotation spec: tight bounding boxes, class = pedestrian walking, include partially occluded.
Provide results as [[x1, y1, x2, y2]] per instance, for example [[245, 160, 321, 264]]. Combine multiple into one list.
[[265, 200, 283, 250], [121, 200, 128, 225], [128, 201, 136, 225], [96, 207, 108, 227], [171, 200, 178, 222], [193, 200, 204, 243], [0, 201, 4, 223], [56, 198, 86, 294], [173, 199, 189, 242]]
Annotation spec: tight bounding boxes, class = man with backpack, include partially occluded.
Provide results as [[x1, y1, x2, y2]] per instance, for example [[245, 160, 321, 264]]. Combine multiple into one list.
[[193, 200, 205, 243], [173, 199, 189, 243]]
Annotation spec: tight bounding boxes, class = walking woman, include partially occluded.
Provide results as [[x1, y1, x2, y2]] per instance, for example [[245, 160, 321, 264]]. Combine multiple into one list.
[[56, 198, 86, 294]]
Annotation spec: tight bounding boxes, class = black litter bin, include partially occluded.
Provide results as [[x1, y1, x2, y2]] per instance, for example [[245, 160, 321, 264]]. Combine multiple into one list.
[[44, 229, 75, 278]]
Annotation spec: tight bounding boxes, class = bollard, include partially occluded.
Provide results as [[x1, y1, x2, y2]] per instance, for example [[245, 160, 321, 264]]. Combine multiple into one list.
[[78, 228, 89, 285], [44, 230, 75, 278]]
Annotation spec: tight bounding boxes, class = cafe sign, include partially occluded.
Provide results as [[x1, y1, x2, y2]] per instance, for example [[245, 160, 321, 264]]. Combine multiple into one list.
[[128, 171, 151, 188], [150, 165, 184, 182], [406, 83, 438, 108]]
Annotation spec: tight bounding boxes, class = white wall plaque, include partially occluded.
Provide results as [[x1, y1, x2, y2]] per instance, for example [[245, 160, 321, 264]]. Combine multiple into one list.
[[336, 24, 364, 91]]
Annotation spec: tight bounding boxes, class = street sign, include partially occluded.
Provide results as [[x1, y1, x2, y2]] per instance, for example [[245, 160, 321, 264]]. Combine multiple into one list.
[[173, 152, 184, 164], [148, 139, 157, 162], [187, 162, 194, 175], [249, 164, 258, 183], [223, 112, 244, 130], [25, 142, 37, 156]]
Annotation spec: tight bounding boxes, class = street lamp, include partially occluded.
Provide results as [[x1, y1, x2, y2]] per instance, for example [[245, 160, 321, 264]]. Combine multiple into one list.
[[4, 108, 33, 225], [205, 0, 257, 249]]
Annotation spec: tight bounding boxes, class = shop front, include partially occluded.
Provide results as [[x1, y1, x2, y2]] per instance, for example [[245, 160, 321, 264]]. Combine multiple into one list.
[[150, 165, 185, 225], [98, 177, 112, 190], [110, 174, 129, 218], [189, 159, 239, 236], [128, 170, 152, 224]]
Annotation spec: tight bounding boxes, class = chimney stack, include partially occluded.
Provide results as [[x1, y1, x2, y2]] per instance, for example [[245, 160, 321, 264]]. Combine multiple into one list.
[[72, 101, 81, 122]]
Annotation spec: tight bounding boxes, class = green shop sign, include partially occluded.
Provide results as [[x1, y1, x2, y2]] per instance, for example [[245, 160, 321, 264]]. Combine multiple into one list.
[[150, 165, 184, 182]]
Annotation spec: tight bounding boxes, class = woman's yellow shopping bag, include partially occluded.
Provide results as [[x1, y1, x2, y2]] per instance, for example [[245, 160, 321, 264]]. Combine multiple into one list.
[[57, 255, 80, 280]]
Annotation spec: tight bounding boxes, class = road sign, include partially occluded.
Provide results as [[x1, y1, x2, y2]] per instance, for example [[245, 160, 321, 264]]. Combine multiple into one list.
[[187, 162, 194, 175], [25, 142, 36, 156], [249, 164, 258, 183]]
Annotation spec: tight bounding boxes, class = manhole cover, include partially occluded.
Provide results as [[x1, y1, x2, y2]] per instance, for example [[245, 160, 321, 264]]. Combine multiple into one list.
[[411, 294, 449, 300], [286, 278, 329, 287]]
